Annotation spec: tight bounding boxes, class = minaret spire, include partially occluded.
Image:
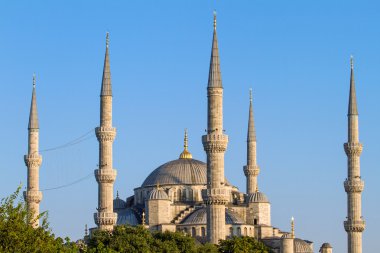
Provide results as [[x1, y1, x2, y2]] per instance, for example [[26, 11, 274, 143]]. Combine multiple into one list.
[[244, 89, 260, 196], [101, 32, 112, 96], [208, 11, 222, 89], [202, 12, 229, 244], [94, 32, 117, 231], [24, 74, 43, 227], [344, 56, 365, 253]]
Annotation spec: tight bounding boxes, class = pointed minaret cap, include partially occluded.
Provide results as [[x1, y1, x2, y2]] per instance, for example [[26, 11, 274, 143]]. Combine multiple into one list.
[[291, 217, 295, 239], [208, 11, 222, 88], [348, 55, 358, 115], [101, 32, 112, 96], [179, 129, 192, 159], [28, 74, 39, 129], [248, 88, 256, 141]]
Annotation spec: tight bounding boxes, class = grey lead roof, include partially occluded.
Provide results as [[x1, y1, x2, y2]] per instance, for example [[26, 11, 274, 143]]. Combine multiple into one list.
[[207, 15, 222, 88], [101, 32, 112, 96], [181, 208, 244, 225], [141, 158, 230, 187], [348, 58, 358, 115], [28, 77, 39, 129]]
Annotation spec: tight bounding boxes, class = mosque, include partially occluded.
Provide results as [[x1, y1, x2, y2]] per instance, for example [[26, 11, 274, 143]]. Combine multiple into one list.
[[23, 14, 365, 253]]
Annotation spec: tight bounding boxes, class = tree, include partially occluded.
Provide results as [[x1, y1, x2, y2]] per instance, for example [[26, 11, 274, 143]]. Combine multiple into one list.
[[218, 236, 272, 253], [0, 186, 77, 253]]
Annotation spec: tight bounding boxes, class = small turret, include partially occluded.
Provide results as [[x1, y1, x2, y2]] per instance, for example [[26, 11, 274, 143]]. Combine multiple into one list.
[[319, 243, 333, 253]]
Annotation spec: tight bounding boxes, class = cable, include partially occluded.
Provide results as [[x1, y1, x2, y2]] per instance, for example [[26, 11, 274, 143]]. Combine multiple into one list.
[[40, 128, 95, 153], [41, 172, 94, 192]]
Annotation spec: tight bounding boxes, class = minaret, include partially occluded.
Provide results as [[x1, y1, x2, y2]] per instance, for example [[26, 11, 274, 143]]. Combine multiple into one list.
[[202, 12, 229, 244], [344, 56, 365, 253], [243, 89, 260, 195], [94, 32, 117, 230], [23, 74, 43, 227]]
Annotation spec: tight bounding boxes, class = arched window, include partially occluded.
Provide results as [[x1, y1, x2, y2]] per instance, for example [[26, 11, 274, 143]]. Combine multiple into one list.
[[192, 227, 196, 237], [201, 227, 206, 237], [229, 227, 233, 236], [249, 227, 252, 236], [244, 227, 247, 236], [184, 227, 188, 234], [237, 227, 241, 236], [254, 218, 258, 225]]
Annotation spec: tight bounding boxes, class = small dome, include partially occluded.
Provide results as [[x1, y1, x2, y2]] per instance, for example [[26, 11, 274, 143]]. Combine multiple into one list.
[[113, 197, 126, 210], [247, 192, 269, 203], [181, 208, 244, 225], [294, 238, 313, 253], [321, 243, 332, 248], [148, 187, 169, 200]]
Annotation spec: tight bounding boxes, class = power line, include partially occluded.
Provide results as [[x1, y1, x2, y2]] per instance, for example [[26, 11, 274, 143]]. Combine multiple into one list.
[[41, 172, 93, 192], [40, 128, 95, 153]]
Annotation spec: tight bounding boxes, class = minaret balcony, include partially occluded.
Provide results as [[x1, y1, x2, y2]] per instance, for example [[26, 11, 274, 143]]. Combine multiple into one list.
[[344, 179, 364, 193], [243, 165, 260, 176], [344, 142, 363, 156], [95, 127, 116, 142], [24, 154, 42, 167], [23, 190, 42, 203], [203, 188, 229, 205], [94, 169, 117, 183], [94, 212, 117, 226], [344, 220, 365, 232], [202, 133, 228, 153]]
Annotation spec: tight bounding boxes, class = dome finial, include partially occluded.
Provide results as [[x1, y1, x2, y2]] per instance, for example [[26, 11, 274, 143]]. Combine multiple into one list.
[[291, 216, 295, 239], [142, 211, 146, 226], [85, 224, 88, 237], [213, 10, 217, 30], [179, 128, 193, 159], [32, 73, 36, 87], [116, 190, 119, 199], [106, 32, 110, 48], [350, 55, 354, 69]]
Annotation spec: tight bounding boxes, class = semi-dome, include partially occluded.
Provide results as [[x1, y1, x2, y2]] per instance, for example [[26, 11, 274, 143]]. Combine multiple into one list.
[[247, 191, 269, 203], [181, 207, 244, 225], [142, 158, 230, 187], [114, 197, 126, 210], [116, 208, 139, 226], [148, 187, 169, 200], [294, 238, 313, 253]]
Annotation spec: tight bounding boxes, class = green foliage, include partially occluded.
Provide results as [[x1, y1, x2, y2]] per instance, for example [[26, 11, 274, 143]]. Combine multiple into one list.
[[218, 236, 272, 253], [0, 186, 77, 253], [87, 226, 272, 253]]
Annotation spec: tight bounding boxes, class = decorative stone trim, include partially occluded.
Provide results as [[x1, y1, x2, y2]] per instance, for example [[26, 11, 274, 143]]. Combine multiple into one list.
[[204, 188, 229, 205], [344, 142, 363, 156], [23, 190, 42, 203], [202, 134, 228, 153], [24, 154, 42, 167], [207, 88, 223, 96], [94, 212, 117, 226], [94, 169, 117, 183], [344, 179, 364, 193], [344, 220, 365, 232], [243, 165, 260, 176], [95, 127, 116, 142]]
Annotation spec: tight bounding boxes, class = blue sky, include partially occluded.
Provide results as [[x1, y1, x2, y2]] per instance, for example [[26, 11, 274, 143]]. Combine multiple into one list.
[[0, 1, 379, 252]]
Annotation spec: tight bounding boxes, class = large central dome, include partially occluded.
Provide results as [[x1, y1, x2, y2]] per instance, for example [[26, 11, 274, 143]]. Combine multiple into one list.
[[141, 158, 207, 187]]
